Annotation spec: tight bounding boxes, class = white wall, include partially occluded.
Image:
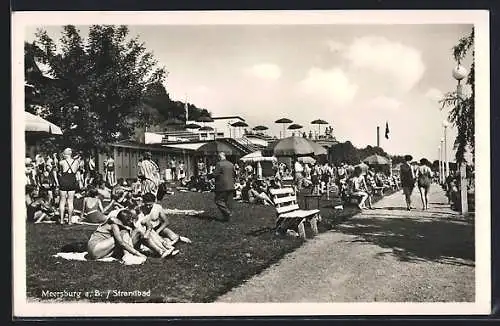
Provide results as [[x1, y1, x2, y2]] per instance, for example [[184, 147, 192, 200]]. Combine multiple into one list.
[[144, 132, 164, 144]]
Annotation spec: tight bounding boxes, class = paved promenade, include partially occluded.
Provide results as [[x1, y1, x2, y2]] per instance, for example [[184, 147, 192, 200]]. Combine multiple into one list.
[[217, 184, 475, 302]]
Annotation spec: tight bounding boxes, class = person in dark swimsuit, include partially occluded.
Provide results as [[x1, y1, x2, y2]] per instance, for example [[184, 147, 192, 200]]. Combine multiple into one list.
[[58, 148, 80, 224], [416, 158, 433, 210]]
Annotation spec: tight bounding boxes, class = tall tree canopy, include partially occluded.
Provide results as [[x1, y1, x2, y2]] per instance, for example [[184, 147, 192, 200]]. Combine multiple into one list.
[[440, 27, 474, 164], [25, 25, 167, 150], [25, 25, 212, 151]]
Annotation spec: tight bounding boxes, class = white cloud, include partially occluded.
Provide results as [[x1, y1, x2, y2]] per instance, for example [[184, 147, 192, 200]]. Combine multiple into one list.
[[343, 36, 426, 92], [245, 63, 281, 80], [326, 40, 346, 53], [298, 67, 358, 106], [366, 96, 402, 112], [425, 87, 444, 103]]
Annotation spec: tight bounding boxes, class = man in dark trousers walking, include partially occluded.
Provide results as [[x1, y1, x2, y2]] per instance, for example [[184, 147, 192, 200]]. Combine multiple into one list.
[[400, 154, 416, 211], [213, 152, 235, 221]]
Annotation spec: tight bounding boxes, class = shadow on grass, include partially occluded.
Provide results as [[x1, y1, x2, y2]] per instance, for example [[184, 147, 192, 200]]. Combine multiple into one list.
[[25, 188, 403, 303], [26, 191, 305, 303], [335, 212, 475, 267]]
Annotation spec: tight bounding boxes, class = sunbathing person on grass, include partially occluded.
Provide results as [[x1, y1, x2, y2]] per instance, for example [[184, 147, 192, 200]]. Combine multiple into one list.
[[137, 193, 191, 248], [26, 187, 57, 223], [79, 187, 111, 224], [245, 181, 274, 206], [87, 208, 175, 261]]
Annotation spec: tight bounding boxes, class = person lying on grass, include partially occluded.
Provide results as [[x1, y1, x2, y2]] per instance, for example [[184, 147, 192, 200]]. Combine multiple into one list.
[[86, 208, 175, 260], [137, 193, 192, 248]]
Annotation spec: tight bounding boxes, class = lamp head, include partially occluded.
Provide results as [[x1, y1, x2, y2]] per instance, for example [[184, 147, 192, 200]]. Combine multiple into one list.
[[452, 65, 468, 81], [442, 120, 449, 128]]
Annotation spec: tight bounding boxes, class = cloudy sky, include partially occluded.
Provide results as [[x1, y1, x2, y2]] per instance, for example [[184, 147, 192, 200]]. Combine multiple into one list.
[[25, 24, 473, 161]]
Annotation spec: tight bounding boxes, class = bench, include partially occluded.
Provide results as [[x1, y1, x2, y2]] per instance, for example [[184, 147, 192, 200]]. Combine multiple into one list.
[[269, 187, 322, 240]]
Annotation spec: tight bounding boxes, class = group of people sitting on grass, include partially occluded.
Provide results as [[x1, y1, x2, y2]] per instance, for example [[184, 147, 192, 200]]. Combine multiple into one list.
[[26, 148, 191, 262], [86, 192, 191, 262], [25, 148, 175, 225], [26, 173, 149, 224], [234, 177, 282, 205]]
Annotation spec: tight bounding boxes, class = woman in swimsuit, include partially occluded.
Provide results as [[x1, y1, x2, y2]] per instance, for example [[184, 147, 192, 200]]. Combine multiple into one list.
[[58, 148, 80, 224], [80, 187, 108, 223], [87, 209, 148, 260], [416, 158, 433, 210]]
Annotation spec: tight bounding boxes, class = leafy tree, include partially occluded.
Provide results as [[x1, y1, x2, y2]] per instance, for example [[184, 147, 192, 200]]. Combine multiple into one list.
[[439, 27, 474, 164], [328, 141, 361, 165], [390, 155, 406, 165], [25, 25, 166, 151], [358, 145, 389, 160]]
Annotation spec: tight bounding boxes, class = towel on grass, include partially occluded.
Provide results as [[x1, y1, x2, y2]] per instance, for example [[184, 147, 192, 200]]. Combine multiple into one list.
[[164, 209, 205, 216], [53, 252, 117, 262], [53, 252, 146, 265]]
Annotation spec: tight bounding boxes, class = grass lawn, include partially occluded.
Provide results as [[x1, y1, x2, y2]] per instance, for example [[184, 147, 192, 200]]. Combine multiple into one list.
[[26, 189, 390, 303]]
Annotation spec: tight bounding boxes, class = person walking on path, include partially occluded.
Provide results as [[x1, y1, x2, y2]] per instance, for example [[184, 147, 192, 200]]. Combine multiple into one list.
[[416, 158, 433, 210], [400, 155, 416, 211], [213, 152, 235, 222]]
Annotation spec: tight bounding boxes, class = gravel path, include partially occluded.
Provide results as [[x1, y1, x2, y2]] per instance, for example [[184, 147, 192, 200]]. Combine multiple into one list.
[[216, 184, 475, 302]]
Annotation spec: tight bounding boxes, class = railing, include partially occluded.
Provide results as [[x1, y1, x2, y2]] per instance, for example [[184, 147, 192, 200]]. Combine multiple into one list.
[[234, 137, 263, 152]]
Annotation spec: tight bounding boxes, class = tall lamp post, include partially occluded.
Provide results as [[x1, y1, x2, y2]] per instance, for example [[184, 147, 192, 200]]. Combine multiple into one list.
[[438, 145, 442, 184], [452, 63, 469, 215], [440, 138, 445, 184], [442, 120, 449, 179]]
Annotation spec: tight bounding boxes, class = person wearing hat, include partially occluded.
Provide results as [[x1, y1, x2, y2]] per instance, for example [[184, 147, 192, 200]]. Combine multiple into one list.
[[137, 152, 161, 198], [400, 154, 416, 211]]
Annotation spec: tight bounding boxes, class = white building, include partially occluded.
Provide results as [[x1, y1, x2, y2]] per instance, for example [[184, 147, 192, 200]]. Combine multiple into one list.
[[144, 116, 249, 144]]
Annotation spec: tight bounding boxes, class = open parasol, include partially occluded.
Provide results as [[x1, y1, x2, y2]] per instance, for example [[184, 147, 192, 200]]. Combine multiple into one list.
[[25, 111, 63, 135], [272, 136, 315, 157], [240, 151, 277, 163], [196, 140, 241, 156], [231, 121, 249, 138], [287, 124, 303, 137], [311, 119, 329, 137], [305, 138, 328, 156], [287, 123, 303, 130], [185, 123, 201, 129], [275, 117, 293, 138], [252, 125, 268, 131], [231, 121, 248, 128], [298, 156, 316, 164], [363, 154, 390, 165]]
